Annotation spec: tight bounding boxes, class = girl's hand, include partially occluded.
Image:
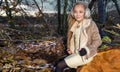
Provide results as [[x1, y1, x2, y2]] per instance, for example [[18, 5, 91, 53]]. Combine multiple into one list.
[[79, 48, 87, 56], [67, 49, 72, 54]]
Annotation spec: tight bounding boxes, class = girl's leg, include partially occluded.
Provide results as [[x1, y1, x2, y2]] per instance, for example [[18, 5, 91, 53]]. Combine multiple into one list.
[[54, 60, 69, 72]]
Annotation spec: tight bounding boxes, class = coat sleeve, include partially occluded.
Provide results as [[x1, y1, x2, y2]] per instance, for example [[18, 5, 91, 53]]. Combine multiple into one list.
[[87, 21, 102, 56]]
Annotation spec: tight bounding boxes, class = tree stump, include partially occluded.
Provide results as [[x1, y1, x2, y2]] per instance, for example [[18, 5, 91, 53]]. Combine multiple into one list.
[[77, 49, 120, 72]]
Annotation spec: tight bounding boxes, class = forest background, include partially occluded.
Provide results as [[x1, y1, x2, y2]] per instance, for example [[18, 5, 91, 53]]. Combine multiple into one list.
[[0, 0, 120, 72]]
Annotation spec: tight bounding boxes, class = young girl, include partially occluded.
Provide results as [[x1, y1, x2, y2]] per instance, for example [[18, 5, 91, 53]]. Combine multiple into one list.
[[54, 1, 102, 72]]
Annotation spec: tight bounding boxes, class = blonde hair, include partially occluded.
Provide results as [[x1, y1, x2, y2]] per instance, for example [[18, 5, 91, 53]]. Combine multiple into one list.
[[67, 1, 91, 29]]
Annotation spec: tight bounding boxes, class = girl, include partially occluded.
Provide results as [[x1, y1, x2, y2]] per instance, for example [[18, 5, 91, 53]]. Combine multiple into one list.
[[54, 1, 102, 72]]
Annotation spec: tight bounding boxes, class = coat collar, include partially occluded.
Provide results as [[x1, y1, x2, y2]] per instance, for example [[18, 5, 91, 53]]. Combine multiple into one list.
[[75, 19, 92, 29]]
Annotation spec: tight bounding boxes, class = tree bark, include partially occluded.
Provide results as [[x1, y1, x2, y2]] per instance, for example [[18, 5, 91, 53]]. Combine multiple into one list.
[[57, 0, 61, 34], [98, 0, 106, 24], [62, 0, 68, 36]]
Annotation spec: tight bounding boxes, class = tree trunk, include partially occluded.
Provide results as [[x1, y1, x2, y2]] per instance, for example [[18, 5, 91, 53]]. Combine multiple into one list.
[[112, 0, 120, 16], [0, 0, 3, 6], [5, 0, 15, 28], [98, 0, 106, 24], [62, 0, 68, 36], [88, 0, 97, 10], [57, 0, 61, 34]]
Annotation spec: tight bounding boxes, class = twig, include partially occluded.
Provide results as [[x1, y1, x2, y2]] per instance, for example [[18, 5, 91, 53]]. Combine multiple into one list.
[[5, 32, 12, 41], [0, 31, 5, 39], [103, 29, 120, 36]]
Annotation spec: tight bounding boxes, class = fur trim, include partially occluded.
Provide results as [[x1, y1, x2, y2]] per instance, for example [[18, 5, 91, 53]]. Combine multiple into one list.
[[84, 46, 90, 56], [83, 19, 92, 28]]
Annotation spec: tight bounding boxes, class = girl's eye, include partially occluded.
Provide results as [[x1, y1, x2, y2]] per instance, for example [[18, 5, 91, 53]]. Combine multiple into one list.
[[73, 10, 84, 13], [79, 11, 83, 13], [74, 11, 77, 13]]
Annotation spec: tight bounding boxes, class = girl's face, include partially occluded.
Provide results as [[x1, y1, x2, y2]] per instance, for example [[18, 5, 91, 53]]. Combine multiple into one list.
[[73, 4, 85, 22]]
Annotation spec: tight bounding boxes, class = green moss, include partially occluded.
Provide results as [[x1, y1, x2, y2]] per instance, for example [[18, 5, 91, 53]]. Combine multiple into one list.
[[102, 36, 111, 43], [99, 45, 108, 50]]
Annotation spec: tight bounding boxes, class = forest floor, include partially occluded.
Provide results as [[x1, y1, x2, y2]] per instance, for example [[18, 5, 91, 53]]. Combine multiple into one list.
[[0, 24, 119, 72]]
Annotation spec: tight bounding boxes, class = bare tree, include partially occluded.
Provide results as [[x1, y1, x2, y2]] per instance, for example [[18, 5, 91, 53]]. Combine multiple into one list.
[[112, 0, 120, 16], [5, 0, 15, 28], [0, 0, 3, 6]]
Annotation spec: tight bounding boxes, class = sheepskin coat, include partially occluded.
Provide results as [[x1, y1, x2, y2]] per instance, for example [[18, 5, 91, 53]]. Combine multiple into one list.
[[67, 18, 102, 58]]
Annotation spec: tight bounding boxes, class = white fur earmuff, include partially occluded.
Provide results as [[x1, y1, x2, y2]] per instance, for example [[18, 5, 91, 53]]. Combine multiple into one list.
[[70, 1, 91, 19], [85, 8, 91, 18]]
